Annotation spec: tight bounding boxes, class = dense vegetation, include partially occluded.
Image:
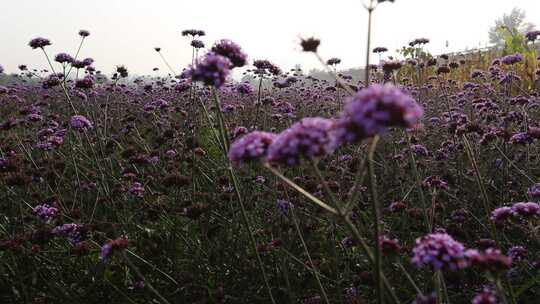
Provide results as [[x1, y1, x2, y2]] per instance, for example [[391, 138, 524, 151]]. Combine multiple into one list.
[[1, 4, 540, 304]]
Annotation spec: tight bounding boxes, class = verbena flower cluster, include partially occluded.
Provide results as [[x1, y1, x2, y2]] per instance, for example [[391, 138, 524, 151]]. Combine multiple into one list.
[[229, 84, 423, 166], [211, 39, 248, 68], [190, 53, 232, 88], [3, 25, 540, 303], [267, 117, 336, 166], [333, 84, 423, 145], [228, 131, 277, 165], [32, 204, 59, 223], [411, 233, 469, 271], [70, 115, 93, 130]]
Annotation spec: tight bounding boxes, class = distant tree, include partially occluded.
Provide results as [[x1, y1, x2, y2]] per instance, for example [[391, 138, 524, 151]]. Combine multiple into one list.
[[489, 8, 535, 49]]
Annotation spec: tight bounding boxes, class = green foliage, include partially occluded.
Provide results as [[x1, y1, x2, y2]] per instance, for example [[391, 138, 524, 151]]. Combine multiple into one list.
[[199, 123, 223, 161], [498, 26, 530, 55], [397, 45, 433, 60], [489, 7, 535, 47]]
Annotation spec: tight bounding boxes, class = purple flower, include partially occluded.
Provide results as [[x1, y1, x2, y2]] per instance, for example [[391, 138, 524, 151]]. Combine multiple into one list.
[[36, 128, 66, 150], [327, 57, 341, 66], [166, 149, 177, 158], [70, 115, 93, 130], [274, 79, 290, 89], [508, 246, 528, 263], [228, 131, 276, 165], [72, 60, 86, 69], [54, 53, 74, 64], [174, 80, 191, 93], [333, 84, 423, 145], [148, 156, 159, 165], [422, 175, 449, 189], [42, 75, 61, 89], [190, 53, 231, 88], [463, 82, 478, 90], [232, 126, 248, 139], [379, 235, 401, 256], [511, 202, 540, 218], [341, 236, 357, 249], [267, 117, 336, 166], [29, 37, 51, 49], [255, 175, 266, 184], [437, 65, 451, 74], [182, 29, 205, 37], [116, 65, 128, 78], [501, 54, 523, 65], [79, 30, 90, 37], [472, 288, 499, 304], [82, 58, 94, 66], [338, 154, 353, 162], [236, 82, 254, 95], [128, 182, 145, 198], [175, 81, 191, 93], [191, 39, 205, 49], [525, 30, 540, 42], [412, 233, 469, 271], [33, 204, 59, 223], [466, 248, 512, 272], [490, 206, 514, 225], [373, 47, 388, 53], [222, 104, 235, 113], [527, 183, 540, 198], [253, 60, 281, 76], [211, 39, 248, 68], [276, 199, 294, 215], [100, 243, 113, 260], [75, 76, 95, 89], [27, 113, 43, 122], [410, 144, 429, 157], [388, 201, 407, 213], [52, 223, 87, 245], [470, 70, 484, 78], [426, 58, 437, 66], [382, 60, 403, 73], [509, 132, 533, 145], [143, 103, 156, 112], [300, 37, 320, 52], [410, 38, 430, 46], [132, 280, 145, 289]]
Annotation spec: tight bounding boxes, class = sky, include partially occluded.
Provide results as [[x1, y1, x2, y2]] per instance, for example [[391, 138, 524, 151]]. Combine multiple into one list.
[[1, 0, 539, 76]]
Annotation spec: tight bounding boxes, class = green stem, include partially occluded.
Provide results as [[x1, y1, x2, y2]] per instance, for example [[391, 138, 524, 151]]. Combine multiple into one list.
[[291, 208, 330, 304], [229, 168, 277, 304], [462, 135, 517, 304], [265, 162, 401, 304], [122, 252, 171, 304], [41, 48, 77, 114], [209, 85, 275, 303], [406, 132, 431, 232], [367, 135, 384, 304]]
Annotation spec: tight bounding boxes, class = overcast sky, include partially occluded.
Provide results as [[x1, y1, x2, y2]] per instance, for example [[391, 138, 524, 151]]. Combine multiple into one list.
[[1, 0, 539, 76]]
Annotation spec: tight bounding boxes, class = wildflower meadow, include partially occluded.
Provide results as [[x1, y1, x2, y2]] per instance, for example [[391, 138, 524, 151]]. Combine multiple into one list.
[[1, 1, 540, 303]]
